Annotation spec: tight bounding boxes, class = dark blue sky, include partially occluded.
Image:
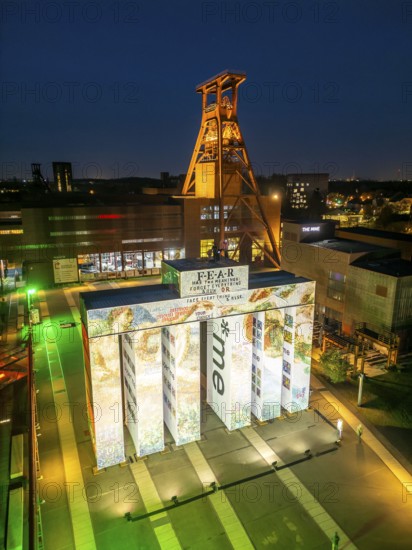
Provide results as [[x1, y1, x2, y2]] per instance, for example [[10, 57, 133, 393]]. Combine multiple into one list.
[[1, 0, 412, 181]]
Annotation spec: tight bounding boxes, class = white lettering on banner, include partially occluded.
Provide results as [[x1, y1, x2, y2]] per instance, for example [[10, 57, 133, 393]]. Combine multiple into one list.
[[180, 265, 249, 297]]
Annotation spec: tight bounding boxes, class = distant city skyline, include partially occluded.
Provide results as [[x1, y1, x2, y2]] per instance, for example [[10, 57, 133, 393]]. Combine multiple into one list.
[[1, 1, 411, 182]]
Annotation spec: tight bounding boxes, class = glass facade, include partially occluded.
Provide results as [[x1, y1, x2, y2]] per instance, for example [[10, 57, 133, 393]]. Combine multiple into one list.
[[200, 239, 214, 258], [78, 248, 185, 274], [327, 271, 346, 302]]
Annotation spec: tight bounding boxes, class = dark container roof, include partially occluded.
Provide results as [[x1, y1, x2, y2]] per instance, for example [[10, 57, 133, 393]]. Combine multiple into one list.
[[80, 270, 310, 311]]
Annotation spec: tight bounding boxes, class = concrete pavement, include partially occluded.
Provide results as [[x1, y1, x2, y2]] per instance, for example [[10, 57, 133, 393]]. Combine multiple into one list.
[[28, 281, 412, 549]]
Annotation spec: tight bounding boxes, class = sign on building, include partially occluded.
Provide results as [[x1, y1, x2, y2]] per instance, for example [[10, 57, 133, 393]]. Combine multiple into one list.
[[53, 258, 79, 284]]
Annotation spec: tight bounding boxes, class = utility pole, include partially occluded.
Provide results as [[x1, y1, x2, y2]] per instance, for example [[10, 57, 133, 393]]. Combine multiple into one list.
[[357, 373, 364, 407]]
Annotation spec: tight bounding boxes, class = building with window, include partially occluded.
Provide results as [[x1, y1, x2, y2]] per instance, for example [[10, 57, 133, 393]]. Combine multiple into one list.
[[52, 162, 73, 193], [183, 196, 280, 265], [346, 258, 412, 348], [280, 221, 412, 348], [286, 173, 329, 210], [0, 188, 280, 287]]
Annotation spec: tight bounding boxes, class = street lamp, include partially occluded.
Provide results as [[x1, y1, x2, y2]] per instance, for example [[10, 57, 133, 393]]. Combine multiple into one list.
[[27, 288, 36, 322], [337, 419, 343, 440], [357, 373, 364, 406], [27, 287, 36, 303]]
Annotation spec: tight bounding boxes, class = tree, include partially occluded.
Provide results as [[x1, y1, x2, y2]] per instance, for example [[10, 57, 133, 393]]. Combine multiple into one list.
[[361, 203, 373, 219], [319, 348, 351, 383], [375, 204, 394, 227]]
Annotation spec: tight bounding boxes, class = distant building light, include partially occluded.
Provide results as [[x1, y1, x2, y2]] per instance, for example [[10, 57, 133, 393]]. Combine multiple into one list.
[[97, 214, 123, 220], [121, 238, 164, 244]]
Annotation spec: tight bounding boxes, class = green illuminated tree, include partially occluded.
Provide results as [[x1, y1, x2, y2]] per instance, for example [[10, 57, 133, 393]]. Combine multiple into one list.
[[319, 348, 351, 383]]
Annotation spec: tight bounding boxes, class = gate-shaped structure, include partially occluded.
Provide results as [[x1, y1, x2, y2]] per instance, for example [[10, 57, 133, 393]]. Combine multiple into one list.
[[80, 259, 315, 470]]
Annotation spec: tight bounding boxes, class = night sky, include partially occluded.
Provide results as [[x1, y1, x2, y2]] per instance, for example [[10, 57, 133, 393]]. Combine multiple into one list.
[[1, 0, 412, 182]]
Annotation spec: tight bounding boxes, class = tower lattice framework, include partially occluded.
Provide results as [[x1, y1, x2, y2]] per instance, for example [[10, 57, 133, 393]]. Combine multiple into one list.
[[182, 70, 280, 267]]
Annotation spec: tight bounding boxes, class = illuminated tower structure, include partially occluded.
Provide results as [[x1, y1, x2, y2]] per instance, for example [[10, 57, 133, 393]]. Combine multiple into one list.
[[181, 70, 281, 268], [53, 161, 73, 192]]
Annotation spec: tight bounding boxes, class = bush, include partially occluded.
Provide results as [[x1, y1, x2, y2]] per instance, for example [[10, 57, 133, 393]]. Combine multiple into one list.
[[319, 348, 351, 383]]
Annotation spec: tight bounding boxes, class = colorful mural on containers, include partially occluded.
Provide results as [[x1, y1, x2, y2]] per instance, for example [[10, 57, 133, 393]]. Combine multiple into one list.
[[81, 259, 315, 470]]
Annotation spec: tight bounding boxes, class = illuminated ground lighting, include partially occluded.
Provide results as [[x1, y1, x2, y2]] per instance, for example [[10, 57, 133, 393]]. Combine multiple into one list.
[[337, 418, 343, 440]]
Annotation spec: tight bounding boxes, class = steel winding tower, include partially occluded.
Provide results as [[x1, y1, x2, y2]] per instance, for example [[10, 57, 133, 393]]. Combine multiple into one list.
[[182, 70, 281, 267]]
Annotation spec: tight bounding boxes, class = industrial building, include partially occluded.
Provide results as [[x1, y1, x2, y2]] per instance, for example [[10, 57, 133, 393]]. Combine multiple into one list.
[[281, 220, 412, 350], [0, 192, 279, 288]]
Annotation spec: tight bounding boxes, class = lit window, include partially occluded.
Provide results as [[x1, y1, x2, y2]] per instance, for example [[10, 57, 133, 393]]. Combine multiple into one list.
[[200, 239, 214, 258]]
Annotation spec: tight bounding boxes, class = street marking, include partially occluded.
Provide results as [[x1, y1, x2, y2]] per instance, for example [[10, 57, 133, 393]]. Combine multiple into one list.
[[241, 426, 357, 550], [108, 281, 121, 289], [39, 292, 97, 550], [129, 461, 182, 549], [63, 287, 178, 549], [184, 442, 254, 550]]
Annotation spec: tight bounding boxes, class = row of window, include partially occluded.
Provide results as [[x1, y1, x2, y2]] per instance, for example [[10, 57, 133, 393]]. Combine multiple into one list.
[[327, 271, 346, 302], [199, 238, 265, 262], [79, 248, 184, 272], [200, 205, 231, 220], [50, 230, 116, 236], [48, 213, 180, 221]]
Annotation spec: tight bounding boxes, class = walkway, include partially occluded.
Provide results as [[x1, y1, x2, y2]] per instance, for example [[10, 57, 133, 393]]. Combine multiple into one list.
[[316, 382, 412, 499], [38, 292, 96, 550], [241, 426, 357, 549]]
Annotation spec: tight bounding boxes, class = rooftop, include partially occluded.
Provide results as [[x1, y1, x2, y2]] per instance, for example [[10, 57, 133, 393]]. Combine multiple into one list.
[[80, 269, 309, 311], [309, 238, 392, 254], [350, 258, 412, 278], [338, 226, 412, 243]]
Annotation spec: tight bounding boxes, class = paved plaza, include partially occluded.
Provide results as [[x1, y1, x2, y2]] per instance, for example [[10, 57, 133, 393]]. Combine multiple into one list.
[[3, 278, 412, 549]]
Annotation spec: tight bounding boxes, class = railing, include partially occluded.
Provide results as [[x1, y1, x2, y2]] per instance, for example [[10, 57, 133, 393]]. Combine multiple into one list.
[[355, 322, 399, 347]]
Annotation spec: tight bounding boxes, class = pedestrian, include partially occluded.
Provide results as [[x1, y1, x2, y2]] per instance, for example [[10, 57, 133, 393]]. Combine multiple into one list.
[[356, 424, 363, 442], [332, 531, 340, 549]]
